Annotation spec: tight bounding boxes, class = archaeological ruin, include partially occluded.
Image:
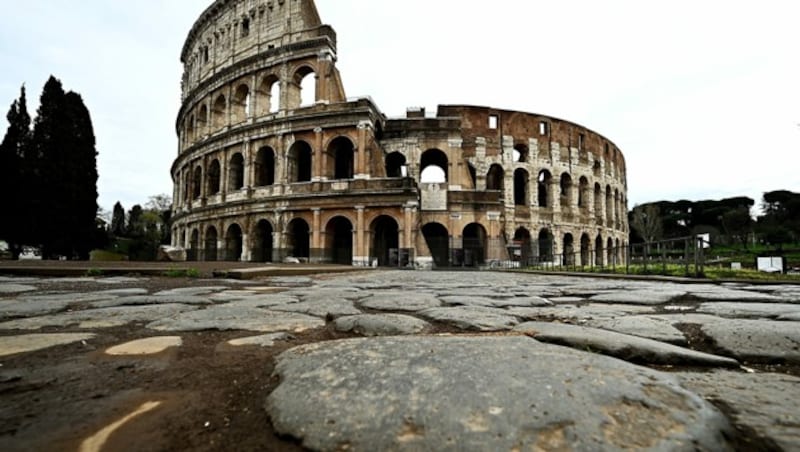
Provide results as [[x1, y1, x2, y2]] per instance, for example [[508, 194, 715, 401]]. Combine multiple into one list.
[[170, 0, 629, 268]]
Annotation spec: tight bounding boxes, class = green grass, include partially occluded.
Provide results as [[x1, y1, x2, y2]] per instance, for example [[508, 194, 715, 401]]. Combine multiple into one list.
[[162, 268, 201, 278]]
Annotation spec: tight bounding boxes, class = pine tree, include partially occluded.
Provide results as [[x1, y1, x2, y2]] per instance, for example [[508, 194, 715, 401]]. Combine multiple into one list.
[[64, 91, 98, 259], [0, 85, 32, 259], [111, 202, 126, 237]]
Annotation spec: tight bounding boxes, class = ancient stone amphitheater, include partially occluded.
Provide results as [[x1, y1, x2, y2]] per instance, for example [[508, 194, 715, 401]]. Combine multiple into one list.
[[170, 0, 629, 268]]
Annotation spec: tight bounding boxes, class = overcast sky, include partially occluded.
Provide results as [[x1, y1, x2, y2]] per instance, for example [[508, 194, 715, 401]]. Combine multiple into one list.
[[1, 0, 798, 215]]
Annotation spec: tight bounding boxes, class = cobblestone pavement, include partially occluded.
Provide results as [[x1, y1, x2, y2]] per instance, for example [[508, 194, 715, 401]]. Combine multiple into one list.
[[1, 271, 799, 451]]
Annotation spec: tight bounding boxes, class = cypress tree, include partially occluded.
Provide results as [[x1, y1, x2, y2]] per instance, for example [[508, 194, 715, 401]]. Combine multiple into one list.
[[0, 86, 32, 259], [64, 91, 98, 259], [111, 202, 126, 237]]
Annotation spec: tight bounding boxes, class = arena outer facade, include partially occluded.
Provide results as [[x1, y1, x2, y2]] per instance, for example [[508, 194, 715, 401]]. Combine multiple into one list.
[[170, 0, 629, 268]]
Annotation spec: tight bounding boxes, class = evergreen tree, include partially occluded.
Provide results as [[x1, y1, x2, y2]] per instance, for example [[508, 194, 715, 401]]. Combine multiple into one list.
[[111, 202, 126, 237], [0, 86, 32, 259], [64, 91, 98, 259], [127, 205, 144, 237]]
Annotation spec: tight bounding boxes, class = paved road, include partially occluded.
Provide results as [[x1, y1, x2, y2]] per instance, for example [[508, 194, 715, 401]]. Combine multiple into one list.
[[1, 271, 799, 451]]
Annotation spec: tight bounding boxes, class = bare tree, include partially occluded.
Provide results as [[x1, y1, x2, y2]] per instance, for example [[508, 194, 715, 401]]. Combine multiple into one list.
[[631, 204, 663, 243]]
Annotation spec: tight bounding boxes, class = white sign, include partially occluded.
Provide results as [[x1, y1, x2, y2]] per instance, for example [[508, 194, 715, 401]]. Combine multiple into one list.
[[421, 183, 447, 211], [757, 257, 783, 274], [697, 234, 711, 249]]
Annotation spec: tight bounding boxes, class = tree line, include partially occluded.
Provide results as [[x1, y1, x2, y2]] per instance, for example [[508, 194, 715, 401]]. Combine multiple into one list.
[[105, 195, 172, 261], [0, 77, 100, 259], [630, 191, 800, 248]]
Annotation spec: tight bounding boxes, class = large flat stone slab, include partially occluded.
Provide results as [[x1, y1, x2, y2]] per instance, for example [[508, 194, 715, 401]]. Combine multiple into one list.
[[508, 304, 655, 322], [0, 283, 37, 294], [0, 304, 198, 330], [418, 306, 519, 331], [0, 293, 119, 319], [699, 319, 800, 363], [333, 314, 431, 336], [696, 302, 800, 319], [269, 299, 362, 319], [147, 306, 324, 333], [678, 371, 800, 451], [90, 294, 213, 308], [227, 333, 292, 348], [0, 333, 95, 357], [586, 316, 688, 345], [514, 321, 739, 367], [589, 289, 687, 305], [266, 336, 733, 451], [688, 288, 783, 302], [106, 336, 183, 355], [358, 293, 442, 312]]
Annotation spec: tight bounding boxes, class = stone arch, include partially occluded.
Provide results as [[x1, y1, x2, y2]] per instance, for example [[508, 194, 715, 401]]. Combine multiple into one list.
[[578, 176, 590, 210], [463, 223, 487, 267], [225, 223, 244, 261], [255, 146, 276, 186], [538, 228, 554, 262], [514, 168, 529, 206], [196, 104, 208, 136], [422, 222, 449, 267], [228, 153, 245, 191], [607, 237, 615, 265], [513, 227, 533, 263], [594, 183, 603, 220], [605, 185, 613, 224], [486, 164, 504, 192], [580, 233, 591, 267], [193, 166, 203, 199], [420, 149, 448, 183], [325, 216, 353, 265], [327, 136, 355, 180], [212, 94, 227, 129], [286, 218, 310, 259], [386, 152, 407, 178], [205, 226, 218, 261], [595, 234, 604, 266], [185, 115, 195, 145], [189, 229, 200, 261], [287, 141, 313, 183], [537, 170, 552, 208], [513, 143, 529, 163], [370, 215, 400, 267], [231, 83, 250, 123], [560, 173, 573, 208], [563, 233, 575, 266], [253, 219, 274, 263], [257, 74, 280, 115], [207, 159, 221, 195], [290, 65, 316, 109]]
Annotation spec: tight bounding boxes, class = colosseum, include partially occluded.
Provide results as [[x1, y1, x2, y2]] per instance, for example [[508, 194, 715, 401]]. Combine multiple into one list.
[[170, 0, 629, 268]]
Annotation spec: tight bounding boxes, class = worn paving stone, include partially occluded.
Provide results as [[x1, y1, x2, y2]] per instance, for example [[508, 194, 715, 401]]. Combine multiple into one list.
[[418, 306, 519, 331], [699, 319, 800, 363], [89, 294, 214, 309], [358, 293, 442, 312], [779, 312, 800, 321], [223, 294, 300, 308], [696, 302, 800, 319], [0, 304, 199, 330], [0, 333, 95, 357], [94, 277, 143, 285], [589, 289, 687, 305], [508, 304, 655, 322], [0, 293, 120, 319], [264, 277, 314, 288], [0, 283, 38, 294], [147, 306, 324, 333], [548, 296, 586, 304], [333, 314, 431, 336], [266, 336, 733, 452], [270, 299, 362, 319], [514, 321, 739, 367], [94, 288, 149, 297], [105, 336, 183, 355], [227, 333, 292, 347], [678, 371, 800, 451], [687, 288, 783, 302], [585, 316, 688, 345], [153, 286, 229, 296]]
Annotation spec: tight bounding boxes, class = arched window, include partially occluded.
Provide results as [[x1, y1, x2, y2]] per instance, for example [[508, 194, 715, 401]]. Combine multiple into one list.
[[225, 224, 243, 261], [560, 173, 573, 208], [288, 141, 313, 183], [385, 152, 407, 178], [255, 147, 275, 186], [207, 159, 221, 195], [514, 169, 529, 206], [538, 229, 554, 262], [563, 233, 575, 266], [205, 226, 218, 261], [232, 84, 250, 123], [513, 144, 529, 163], [537, 170, 552, 208], [257, 75, 280, 116], [289, 66, 316, 109], [328, 136, 354, 180], [486, 164, 504, 191], [212, 94, 226, 129], [325, 217, 354, 265], [197, 105, 208, 136], [193, 166, 202, 199], [420, 149, 448, 183], [580, 233, 591, 267], [578, 176, 589, 210], [229, 153, 245, 191], [422, 223, 450, 267]]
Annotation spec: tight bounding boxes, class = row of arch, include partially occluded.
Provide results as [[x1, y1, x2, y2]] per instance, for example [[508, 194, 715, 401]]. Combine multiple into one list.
[[182, 66, 317, 148]]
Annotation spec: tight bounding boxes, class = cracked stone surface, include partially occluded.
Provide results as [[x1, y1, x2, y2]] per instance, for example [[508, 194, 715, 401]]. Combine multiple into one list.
[[266, 336, 733, 451], [589, 289, 687, 305], [0, 304, 199, 330], [0, 333, 95, 357], [147, 306, 325, 333], [418, 306, 520, 331], [333, 314, 431, 336], [696, 302, 800, 319], [358, 293, 442, 312], [227, 333, 292, 347], [269, 299, 362, 319], [585, 315, 689, 345], [699, 319, 800, 363]]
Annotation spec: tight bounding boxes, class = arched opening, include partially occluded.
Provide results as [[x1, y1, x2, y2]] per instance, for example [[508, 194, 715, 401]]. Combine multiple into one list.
[[204, 226, 218, 262], [594, 183, 603, 221], [189, 229, 200, 261], [371, 215, 400, 267], [257, 75, 280, 115], [422, 223, 449, 268], [420, 149, 448, 183], [486, 164, 504, 191], [212, 94, 226, 129], [578, 177, 589, 210], [328, 136, 354, 180], [255, 147, 275, 186], [207, 159, 221, 195], [325, 217, 353, 265], [595, 234, 604, 266], [228, 153, 245, 191], [225, 224, 243, 261], [196, 105, 208, 137], [563, 233, 575, 266], [607, 237, 615, 265], [614, 189, 621, 228], [286, 219, 310, 260], [232, 84, 250, 123], [616, 238, 623, 264], [185, 116, 195, 145], [254, 220, 274, 263], [193, 167, 202, 199], [514, 169, 529, 206], [293, 66, 316, 108], [560, 173, 573, 208], [513, 227, 532, 263], [580, 233, 591, 267], [385, 152, 407, 178], [468, 163, 477, 189], [605, 186, 613, 225], [538, 229, 554, 262], [513, 144, 529, 163], [593, 159, 602, 177], [462, 223, 487, 267], [288, 141, 313, 183], [537, 170, 552, 207]]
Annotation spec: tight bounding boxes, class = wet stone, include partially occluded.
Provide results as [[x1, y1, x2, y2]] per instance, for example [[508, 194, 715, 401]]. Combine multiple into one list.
[[333, 314, 431, 336], [266, 336, 733, 451], [105, 336, 183, 355], [514, 321, 739, 367]]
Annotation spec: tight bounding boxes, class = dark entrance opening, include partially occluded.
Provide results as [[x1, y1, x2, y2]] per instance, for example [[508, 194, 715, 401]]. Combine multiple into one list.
[[326, 217, 353, 265], [225, 224, 243, 261], [205, 227, 218, 262], [422, 223, 449, 268], [254, 220, 274, 262], [287, 219, 310, 259], [538, 229, 554, 262], [371, 216, 400, 267], [288, 141, 313, 182], [462, 223, 487, 267]]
